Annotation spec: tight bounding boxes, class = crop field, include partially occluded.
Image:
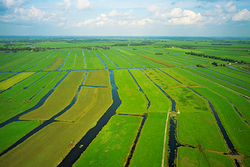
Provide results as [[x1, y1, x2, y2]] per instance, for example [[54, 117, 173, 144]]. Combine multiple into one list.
[[0, 37, 249, 167]]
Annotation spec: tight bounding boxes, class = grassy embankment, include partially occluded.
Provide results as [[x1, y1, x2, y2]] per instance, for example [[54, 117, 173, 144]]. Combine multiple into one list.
[[0, 51, 32, 66], [138, 48, 182, 66], [143, 68, 181, 88], [10, 52, 49, 72]]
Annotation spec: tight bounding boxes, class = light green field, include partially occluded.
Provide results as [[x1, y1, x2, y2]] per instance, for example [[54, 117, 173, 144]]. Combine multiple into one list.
[[177, 113, 227, 152], [178, 147, 234, 167], [56, 87, 96, 121], [74, 115, 142, 167], [83, 70, 110, 87], [0, 87, 112, 167], [185, 67, 250, 97], [160, 68, 200, 87], [130, 112, 168, 167], [193, 87, 250, 156], [143, 68, 181, 87], [95, 50, 117, 69], [9, 72, 60, 103], [173, 68, 250, 124], [0, 72, 34, 91], [0, 121, 39, 153], [44, 58, 65, 71], [114, 70, 147, 114], [165, 87, 209, 113], [0, 73, 16, 82], [20, 71, 86, 120], [130, 69, 171, 113]]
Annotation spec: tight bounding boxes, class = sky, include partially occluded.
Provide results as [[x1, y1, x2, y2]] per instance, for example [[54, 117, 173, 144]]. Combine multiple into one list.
[[0, 0, 250, 36]]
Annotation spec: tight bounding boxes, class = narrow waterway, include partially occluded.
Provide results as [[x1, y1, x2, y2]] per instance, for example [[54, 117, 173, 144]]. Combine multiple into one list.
[[0, 71, 88, 157], [0, 71, 70, 128], [57, 69, 121, 167], [128, 70, 150, 109], [141, 69, 176, 111], [125, 113, 148, 167]]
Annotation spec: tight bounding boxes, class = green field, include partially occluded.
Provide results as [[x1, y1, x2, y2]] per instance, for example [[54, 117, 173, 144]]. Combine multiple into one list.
[[74, 115, 142, 167], [114, 70, 147, 114], [0, 37, 249, 167]]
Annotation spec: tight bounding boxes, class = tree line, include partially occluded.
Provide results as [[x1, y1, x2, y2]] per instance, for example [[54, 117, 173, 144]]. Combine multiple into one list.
[[185, 51, 247, 64]]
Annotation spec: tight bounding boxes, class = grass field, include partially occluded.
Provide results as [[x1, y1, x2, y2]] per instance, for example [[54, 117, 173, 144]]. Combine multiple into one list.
[[114, 70, 147, 114], [130, 69, 171, 113], [20, 71, 86, 120], [74, 115, 142, 167], [0, 121, 39, 153], [130, 112, 168, 167], [193, 87, 250, 156], [178, 147, 234, 167], [0, 72, 34, 91], [83, 70, 110, 87]]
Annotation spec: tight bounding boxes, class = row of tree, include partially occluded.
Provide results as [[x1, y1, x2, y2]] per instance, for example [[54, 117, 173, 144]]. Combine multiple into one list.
[[185, 51, 247, 64]]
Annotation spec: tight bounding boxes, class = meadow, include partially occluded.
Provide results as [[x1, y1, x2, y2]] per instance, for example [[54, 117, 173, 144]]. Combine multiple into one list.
[[0, 37, 249, 167]]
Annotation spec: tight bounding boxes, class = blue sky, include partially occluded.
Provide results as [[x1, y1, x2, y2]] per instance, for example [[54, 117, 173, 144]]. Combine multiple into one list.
[[0, 0, 250, 36]]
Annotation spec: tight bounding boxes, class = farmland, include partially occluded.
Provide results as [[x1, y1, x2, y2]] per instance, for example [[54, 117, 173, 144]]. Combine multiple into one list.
[[0, 37, 249, 167]]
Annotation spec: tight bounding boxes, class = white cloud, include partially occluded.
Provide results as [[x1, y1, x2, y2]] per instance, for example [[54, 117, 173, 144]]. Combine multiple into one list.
[[109, 9, 118, 17], [108, 9, 134, 19], [0, 6, 56, 23], [225, 1, 237, 13], [15, 6, 47, 21], [65, 0, 71, 10], [232, 9, 250, 21], [147, 5, 160, 13], [76, 19, 95, 27], [75, 0, 92, 10], [130, 18, 152, 26], [1, 0, 27, 8], [118, 20, 128, 26], [57, 22, 65, 26], [165, 9, 204, 25]]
